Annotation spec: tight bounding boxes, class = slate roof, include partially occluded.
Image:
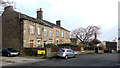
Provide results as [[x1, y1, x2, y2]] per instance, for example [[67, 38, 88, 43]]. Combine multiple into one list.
[[42, 20, 70, 32], [13, 10, 70, 31], [14, 11, 53, 28]]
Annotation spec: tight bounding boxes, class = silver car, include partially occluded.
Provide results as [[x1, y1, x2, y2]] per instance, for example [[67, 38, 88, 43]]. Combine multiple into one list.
[[57, 48, 77, 59]]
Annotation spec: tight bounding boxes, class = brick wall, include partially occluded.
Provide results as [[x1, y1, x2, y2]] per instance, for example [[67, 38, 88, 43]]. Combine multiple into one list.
[[51, 46, 81, 52]]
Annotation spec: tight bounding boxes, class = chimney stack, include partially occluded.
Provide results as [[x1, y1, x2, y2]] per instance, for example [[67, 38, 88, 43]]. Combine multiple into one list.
[[56, 20, 61, 26], [95, 33, 97, 39], [4, 6, 13, 11], [37, 8, 43, 20]]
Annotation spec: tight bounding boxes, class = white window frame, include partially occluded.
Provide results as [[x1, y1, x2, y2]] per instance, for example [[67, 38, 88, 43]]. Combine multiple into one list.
[[49, 30, 52, 37], [56, 30, 59, 36], [30, 40, 34, 44], [66, 33, 68, 39], [38, 40, 41, 46], [38, 27, 40, 35], [30, 25, 34, 34], [49, 41, 52, 44], [44, 29, 47, 36], [62, 32, 64, 37]]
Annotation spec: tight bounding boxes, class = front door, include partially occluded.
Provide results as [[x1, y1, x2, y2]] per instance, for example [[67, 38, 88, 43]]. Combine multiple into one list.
[[44, 41, 47, 47], [30, 40, 34, 48]]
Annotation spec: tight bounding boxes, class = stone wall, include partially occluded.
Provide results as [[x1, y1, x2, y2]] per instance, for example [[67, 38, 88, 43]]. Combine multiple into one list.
[[2, 6, 71, 52], [2, 6, 23, 51], [52, 27, 70, 44], [23, 20, 53, 48]]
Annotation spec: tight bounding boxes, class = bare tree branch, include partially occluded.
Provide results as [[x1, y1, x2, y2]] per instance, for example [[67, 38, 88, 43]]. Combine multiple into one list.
[[71, 25, 100, 44]]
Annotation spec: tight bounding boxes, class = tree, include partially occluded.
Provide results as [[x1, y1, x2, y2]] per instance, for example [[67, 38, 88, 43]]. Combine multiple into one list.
[[0, 0, 15, 7], [71, 25, 100, 44], [0, 0, 16, 15]]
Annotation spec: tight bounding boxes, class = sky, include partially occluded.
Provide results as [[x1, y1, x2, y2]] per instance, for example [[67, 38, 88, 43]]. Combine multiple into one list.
[[2, 0, 120, 41]]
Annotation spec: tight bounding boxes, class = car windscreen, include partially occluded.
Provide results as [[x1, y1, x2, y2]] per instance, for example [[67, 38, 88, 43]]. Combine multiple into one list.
[[8, 48, 17, 52], [59, 49, 64, 52]]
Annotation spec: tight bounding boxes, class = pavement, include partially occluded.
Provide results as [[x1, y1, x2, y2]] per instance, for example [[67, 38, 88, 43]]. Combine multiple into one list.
[[1, 56, 46, 66]]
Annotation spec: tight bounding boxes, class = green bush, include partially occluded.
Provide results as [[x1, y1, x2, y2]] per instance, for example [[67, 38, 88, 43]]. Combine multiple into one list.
[[44, 43, 78, 48], [84, 45, 98, 50], [38, 45, 43, 48], [45, 44, 58, 48], [57, 43, 77, 47]]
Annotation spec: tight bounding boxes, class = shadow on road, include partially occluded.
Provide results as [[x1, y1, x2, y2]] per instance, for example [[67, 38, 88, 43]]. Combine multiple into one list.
[[42, 56, 65, 60]]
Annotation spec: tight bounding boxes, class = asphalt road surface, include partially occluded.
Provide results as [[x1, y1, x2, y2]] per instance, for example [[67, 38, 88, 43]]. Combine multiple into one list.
[[5, 54, 119, 66]]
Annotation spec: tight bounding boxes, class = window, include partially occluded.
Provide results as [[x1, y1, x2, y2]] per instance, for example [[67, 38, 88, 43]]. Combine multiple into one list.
[[49, 41, 52, 44], [62, 32, 64, 37], [66, 33, 68, 38], [44, 41, 47, 47], [38, 27, 40, 35], [38, 40, 40, 45], [67, 50, 71, 52], [30, 40, 34, 48], [49, 30, 52, 37], [56, 30, 57, 36], [44, 29, 47, 36], [30, 25, 34, 34], [57, 40, 59, 44], [56, 30, 59, 36]]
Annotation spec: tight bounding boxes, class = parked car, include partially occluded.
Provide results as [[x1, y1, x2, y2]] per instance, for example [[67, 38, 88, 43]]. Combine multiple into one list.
[[2, 48, 20, 57], [118, 50, 120, 53], [57, 48, 77, 59], [104, 49, 112, 53]]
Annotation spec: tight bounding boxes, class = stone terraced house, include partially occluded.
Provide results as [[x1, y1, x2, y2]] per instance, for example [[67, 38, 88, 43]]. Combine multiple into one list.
[[2, 6, 70, 51]]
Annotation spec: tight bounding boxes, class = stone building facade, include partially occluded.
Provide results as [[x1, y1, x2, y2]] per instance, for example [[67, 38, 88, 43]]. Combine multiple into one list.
[[70, 38, 79, 45], [2, 6, 70, 51]]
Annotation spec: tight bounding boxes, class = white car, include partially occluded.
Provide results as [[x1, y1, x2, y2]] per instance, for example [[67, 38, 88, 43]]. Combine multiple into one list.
[[57, 48, 77, 59]]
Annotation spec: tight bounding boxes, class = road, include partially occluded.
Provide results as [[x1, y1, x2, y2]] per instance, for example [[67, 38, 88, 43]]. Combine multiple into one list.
[[6, 54, 118, 66]]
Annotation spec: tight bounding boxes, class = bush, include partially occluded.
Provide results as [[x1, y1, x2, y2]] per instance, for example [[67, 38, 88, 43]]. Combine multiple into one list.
[[45, 44, 58, 48], [45, 43, 78, 48], [57, 43, 77, 47], [84, 45, 98, 50], [38, 45, 43, 48]]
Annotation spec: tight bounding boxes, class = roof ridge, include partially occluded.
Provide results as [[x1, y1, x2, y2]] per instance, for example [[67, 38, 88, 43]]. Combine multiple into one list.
[[42, 20, 70, 32]]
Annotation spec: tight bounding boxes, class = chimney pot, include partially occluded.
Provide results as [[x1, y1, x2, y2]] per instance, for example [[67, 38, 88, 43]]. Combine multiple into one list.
[[56, 20, 61, 26], [37, 8, 43, 20], [40, 8, 42, 11]]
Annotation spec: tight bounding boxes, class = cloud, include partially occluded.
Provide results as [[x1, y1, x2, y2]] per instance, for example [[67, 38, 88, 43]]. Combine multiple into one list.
[[8, 0, 119, 41]]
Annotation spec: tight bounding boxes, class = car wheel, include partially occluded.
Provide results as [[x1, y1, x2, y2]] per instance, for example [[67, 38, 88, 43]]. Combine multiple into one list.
[[74, 54, 76, 58], [65, 55, 68, 59], [7, 54, 10, 57]]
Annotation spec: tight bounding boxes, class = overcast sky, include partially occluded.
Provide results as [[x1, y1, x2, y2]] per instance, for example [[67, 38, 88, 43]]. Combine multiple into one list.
[[6, 0, 119, 41]]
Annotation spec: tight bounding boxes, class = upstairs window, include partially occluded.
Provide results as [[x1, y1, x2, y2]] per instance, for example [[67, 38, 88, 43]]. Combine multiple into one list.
[[62, 32, 64, 37], [38, 27, 40, 35], [49, 30, 52, 37], [56, 30, 59, 37], [66, 33, 68, 39], [30, 25, 34, 34], [44, 29, 47, 36]]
